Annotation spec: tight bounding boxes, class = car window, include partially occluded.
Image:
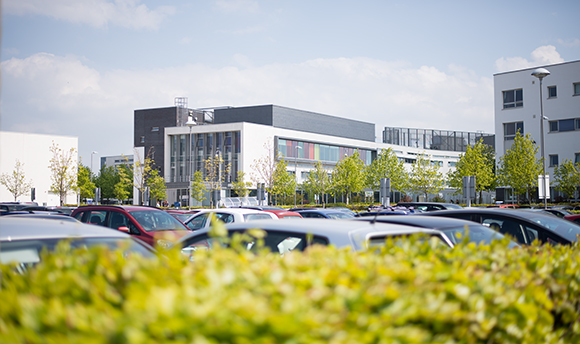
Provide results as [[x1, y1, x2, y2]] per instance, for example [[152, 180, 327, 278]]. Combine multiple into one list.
[[215, 213, 235, 223], [523, 213, 580, 243], [187, 213, 209, 230], [128, 210, 187, 232], [243, 214, 274, 221], [327, 212, 353, 219], [368, 234, 448, 248], [87, 211, 107, 226], [107, 211, 129, 229], [73, 211, 85, 221]]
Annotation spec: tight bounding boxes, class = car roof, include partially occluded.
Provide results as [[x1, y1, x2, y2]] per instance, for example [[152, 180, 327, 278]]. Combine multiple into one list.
[[193, 208, 274, 215], [176, 218, 445, 250], [0, 217, 131, 241], [354, 215, 486, 230]]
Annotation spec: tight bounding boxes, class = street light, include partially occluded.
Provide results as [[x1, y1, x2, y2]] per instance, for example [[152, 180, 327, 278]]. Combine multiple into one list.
[[186, 116, 197, 208], [294, 146, 302, 206], [215, 149, 222, 209], [532, 67, 550, 209], [91, 151, 98, 177]]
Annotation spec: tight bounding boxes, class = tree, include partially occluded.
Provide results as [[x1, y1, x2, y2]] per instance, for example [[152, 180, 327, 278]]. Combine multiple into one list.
[[190, 170, 207, 206], [231, 171, 252, 198], [114, 165, 133, 204], [331, 150, 365, 204], [271, 158, 296, 205], [407, 154, 445, 201], [205, 153, 231, 207], [553, 159, 580, 201], [0, 159, 33, 201], [303, 161, 331, 207], [497, 132, 541, 205], [447, 139, 495, 203], [95, 165, 118, 201], [148, 169, 167, 205], [48, 142, 77, 206], [131, 150, 155, 205], [251, 140, 278, 205], [364, 148, 408, 194], [77, 162, 95, 202]]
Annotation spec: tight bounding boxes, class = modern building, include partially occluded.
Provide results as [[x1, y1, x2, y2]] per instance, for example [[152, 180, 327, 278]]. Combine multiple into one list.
[[383, 127, 494, 152], [100, 155, 134, 170], [493, 60, 580, 202], [135, 102, 481, 206], [0, 131, 78, 206]]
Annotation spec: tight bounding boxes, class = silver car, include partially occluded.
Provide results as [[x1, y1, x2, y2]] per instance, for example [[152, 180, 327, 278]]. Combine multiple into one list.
[[0, 217, 156, 272], [176, 218, 453, 256]]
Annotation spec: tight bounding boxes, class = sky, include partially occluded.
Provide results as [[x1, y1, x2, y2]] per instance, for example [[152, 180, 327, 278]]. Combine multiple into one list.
[[2, 0, 579, 166]]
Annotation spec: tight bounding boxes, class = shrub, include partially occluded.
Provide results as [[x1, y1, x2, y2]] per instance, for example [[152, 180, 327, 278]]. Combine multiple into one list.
[[1, 239, 579, 343]]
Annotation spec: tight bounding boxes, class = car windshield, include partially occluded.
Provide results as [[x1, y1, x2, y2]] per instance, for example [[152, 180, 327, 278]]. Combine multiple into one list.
[[327, 212, 354, 219], [440, 225, 518, 247], [129, 210, 188, 232], [243, 213, 274, 221], [523, 213, 580, 242]]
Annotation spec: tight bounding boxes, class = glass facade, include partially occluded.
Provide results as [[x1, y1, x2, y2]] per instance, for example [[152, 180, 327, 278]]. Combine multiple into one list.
[[277, 138, 373, 165], [383, 127, 493, 152], [170, 131, 241, 184]]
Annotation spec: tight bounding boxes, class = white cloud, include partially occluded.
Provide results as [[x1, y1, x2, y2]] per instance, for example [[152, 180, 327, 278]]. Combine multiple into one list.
[[3, 0, 175, 30], [1, 53, 494, 162], [213, 0, 260, 13], [495, 45, 565, 72], [557, 38, 580, 48]]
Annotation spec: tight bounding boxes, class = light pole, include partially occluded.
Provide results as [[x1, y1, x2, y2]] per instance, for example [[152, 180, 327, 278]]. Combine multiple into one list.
[[186, 116, 197, 208], [91, 151, 98, 178], [215, 150, 222, 209], [532, 67, 550, 209], [294, 146, 302, 206]]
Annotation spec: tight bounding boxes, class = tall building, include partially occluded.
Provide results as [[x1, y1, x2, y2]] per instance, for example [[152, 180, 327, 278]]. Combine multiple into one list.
[[493, 60, 580, 201]]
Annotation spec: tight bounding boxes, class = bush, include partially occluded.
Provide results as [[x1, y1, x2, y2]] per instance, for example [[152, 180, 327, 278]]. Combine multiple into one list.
[[1, 239, 579, 343]]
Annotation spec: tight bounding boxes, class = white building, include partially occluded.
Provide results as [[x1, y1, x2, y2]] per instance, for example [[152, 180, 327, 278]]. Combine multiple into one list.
[[494, 60, 580, 201], [0, 131, 78, 206]]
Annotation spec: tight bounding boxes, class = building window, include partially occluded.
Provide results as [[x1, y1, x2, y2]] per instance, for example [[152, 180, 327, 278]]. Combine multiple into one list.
[[548, 86, 557, 98], [504, 122, 523, 141], [575, 153, 580, 164], [503, 89, 523, 109], [549, 155, 559, 167], [140, 136, 145, 143], [549, 118, 579, 132], [152, 127, 159, 132], [574, 83, 580, 96]]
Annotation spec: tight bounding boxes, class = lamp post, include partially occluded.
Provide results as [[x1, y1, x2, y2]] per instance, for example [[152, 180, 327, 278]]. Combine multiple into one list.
[[186, 116, 197, 208], [294, 146, 302, 206], [90, 151, 98, 178], [215, 150, 222, 209], [532, 67, 550, 210]]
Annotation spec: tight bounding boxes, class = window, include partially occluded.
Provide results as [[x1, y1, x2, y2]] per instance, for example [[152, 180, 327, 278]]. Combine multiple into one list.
[[503, 89, 523, 109], [504, 122, 524, 141], [548, 86, 557, 98], [549, 118, 580, 132], [574, 83, 580, 96], [140, 136, 145, 143], [549, 154, 559, 167], [151, 127, 159, 132], [575, 153, 580, 164]]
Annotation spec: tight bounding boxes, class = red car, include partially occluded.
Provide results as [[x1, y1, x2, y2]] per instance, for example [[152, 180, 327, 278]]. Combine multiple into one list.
[[564, 213, 580, 225], [72, 205, 190, 248]]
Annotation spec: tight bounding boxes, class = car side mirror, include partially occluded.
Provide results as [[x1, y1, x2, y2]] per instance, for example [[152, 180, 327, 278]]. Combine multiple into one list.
[[117, 226, 130, 233]]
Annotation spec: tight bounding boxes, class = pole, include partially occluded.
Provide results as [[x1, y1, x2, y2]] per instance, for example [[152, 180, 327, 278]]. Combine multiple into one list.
[[539, 77, 548, 210]]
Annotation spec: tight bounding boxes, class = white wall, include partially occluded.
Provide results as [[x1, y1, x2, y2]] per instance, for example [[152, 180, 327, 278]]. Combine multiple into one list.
[[0, 131, 78, 205]]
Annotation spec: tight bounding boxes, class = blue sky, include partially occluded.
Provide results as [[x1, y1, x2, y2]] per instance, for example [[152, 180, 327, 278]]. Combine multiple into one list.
[[2, 0, 579, 164]]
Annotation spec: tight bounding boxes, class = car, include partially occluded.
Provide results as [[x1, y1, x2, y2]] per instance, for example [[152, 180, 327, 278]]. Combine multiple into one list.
[[422, 208, 580, 245], [296, 209, 355, 219], [165, 209, 201, 224], [0, 217, 156, 271], [175, 218, 455, 257], [353, 215, 518, 247], [487, 204, 519, 209], [183, 208, 279, 231], [71, 205, 191, 248], [3, 213, 80, 222], [564, 213, 580, 225], [396, 202, 463, 212]]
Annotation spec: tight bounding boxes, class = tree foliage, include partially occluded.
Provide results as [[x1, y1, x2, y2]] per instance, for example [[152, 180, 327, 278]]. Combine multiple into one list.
[[0, 159, 33, 202], [364, 148, 408, 192], [48, 142, 77, 206], [204, 154, 231, 207], [250, 141, 278, 205], [231, 171, 252, 198], [447, 139, 495, 203], [407, 154, 445, 201], [95, 165, 117, 201], [114, 165, 133, 204], [553, 159, 580, 200], [190, 170, 207, 205], [303, 161, 331, 207], [270, 158, 296, 204], [497, 132, 541, 204], [331, 150, 365, 204], [147, 169, 167, 204], [77, 162, 95, 201]]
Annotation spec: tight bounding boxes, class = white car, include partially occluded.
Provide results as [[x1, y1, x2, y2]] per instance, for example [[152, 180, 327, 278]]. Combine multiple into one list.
[[183, 208, 278, 231]]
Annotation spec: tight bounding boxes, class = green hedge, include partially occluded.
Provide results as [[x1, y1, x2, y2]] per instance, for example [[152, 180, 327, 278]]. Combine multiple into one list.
[[1, 237, 579, 343]]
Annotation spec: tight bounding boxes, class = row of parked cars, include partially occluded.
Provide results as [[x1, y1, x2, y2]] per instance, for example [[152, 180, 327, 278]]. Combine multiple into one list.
[[2, 201, 580, 271]]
